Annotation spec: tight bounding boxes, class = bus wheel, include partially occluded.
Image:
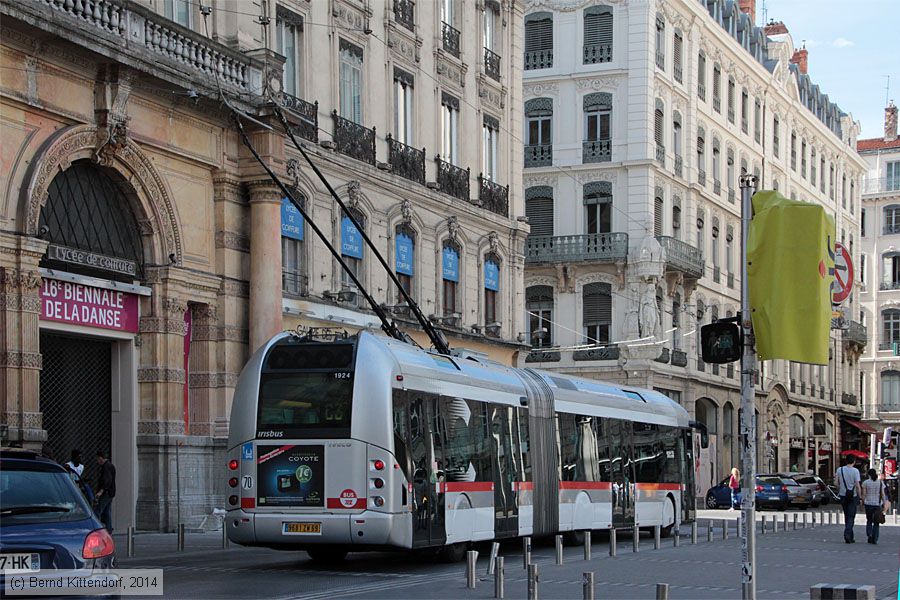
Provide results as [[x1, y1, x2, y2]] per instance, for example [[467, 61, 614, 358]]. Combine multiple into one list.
[[437, 542, 468, 563], [563, 530, 586, 546], [307, 548, 349, 562]]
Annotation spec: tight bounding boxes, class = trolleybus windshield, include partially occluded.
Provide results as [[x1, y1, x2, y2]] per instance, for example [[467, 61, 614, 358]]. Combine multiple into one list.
[[257, 372, 353, 438]]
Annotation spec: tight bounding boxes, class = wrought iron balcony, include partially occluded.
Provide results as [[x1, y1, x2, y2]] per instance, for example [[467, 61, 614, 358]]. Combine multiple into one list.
[[671, 349, 688, 367], [484, 47, 501, 81], [332, 112, 376, 164], [727, 272, 734, 288], [281, 94, 318, 143], [728, 188, 735, 204], [525, 49, 553, 70], [713, 266, 721, 283], [435, 157, 470, 201], [698, 170, 706, 186], [573, 345, 619, 361], [583, 139, 611, 164], [393, 0, 415, 31], [844, 320, 867, 347], [387, 135, 425, 184], [698, 83, 706, 101], [656, 145, 666, 165], [442, 21, 460, 58], [657, 236, 704, 279], [726, 363, 734, 379], [655, 51, 665, 70], [525, 349, 561, 363], [712, 363, 719, 376], [713, 179, 722, 195], [841, 392, 858, 406], [525, 144, 552, 167], [713, 97, 721, 112], [583, 43, 612, 64], [674, 65, 683, 83], [863, 176, 900, 194], [884, 225, 900, 235], [525, 233, 628, 264], [674, 155, 683, 178], [880, 281, 900, 290], [478, 176, 509, 217], [282, 272, 309, 297], [655, 347, 670, 363], [728, 107, 735, 123]]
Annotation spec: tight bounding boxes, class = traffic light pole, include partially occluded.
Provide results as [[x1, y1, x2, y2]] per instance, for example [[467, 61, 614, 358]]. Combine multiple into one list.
[[739, 174, 758, 599]]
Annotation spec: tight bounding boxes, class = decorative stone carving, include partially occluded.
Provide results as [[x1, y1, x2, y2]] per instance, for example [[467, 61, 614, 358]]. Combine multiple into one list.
[[631, 235, 665, 282], [622, 284, 641, 341], [447, 216, 460, 243], [162, 297, 188, 317], [400, 199, 413, 225], [488, 231, 500, 254], [575, 77, 621, 91], [93, 65, 135, 167], [215, 231, 250, 252], [1, 268, 41, 292], [436, 55, 466, 89], [346, 180, 361, 209], [524, 82, 558, 96], [137, 367, 186, 384]]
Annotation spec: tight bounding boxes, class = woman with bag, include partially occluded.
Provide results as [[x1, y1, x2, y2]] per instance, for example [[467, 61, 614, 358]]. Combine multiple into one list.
[[861, 469, 884, 544], [728, 467, 741, 511]]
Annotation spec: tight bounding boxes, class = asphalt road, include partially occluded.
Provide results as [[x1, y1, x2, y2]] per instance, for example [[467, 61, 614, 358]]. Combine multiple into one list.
[[116, 510, 899, 599]]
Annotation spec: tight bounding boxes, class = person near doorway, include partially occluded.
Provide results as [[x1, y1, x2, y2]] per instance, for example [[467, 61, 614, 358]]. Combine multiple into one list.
[[862, 469, 885, 545], [835, 454, 862, 543], [95, 450, 116, 532], [728, 467, 741, 510], [65, 449, 94, 504]]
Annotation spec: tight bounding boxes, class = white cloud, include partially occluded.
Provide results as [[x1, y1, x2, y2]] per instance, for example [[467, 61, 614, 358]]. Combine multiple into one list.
[[832, 37, 855, 48]]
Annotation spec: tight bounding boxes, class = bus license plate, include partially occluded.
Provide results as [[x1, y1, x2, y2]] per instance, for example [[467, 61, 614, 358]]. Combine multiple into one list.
[[0, 553, 39, 573], [283, 522, 321, 535]]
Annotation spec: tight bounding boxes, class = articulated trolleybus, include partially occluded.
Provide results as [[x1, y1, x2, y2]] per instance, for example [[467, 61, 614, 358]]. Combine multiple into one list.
[[226, 329, 700, 561]]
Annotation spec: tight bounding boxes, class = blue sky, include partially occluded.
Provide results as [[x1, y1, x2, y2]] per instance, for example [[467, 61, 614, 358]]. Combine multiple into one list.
[[763, 0, 899, 140]]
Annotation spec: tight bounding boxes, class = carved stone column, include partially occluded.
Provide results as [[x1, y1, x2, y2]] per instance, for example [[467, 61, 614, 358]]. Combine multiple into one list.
[[247, 180, 283, 352]]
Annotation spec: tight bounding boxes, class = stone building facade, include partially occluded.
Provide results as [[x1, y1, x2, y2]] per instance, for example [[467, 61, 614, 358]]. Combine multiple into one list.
[[1, 0, 526, 530], [519, 0, 867, 497]]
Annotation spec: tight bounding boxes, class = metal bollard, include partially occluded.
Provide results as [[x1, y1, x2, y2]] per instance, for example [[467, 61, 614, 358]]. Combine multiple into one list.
[[894, 508, 898, 525], [583, 572, 595, 600], [222, 522, 229, 549], [811, 511, 816, 528], [802, 513, 807, 528], [609, 528, 617, 557], [653, 525, 661, 549], [691, 521, 698, 544], [760, 515, 766, 535], [656, 582, 670, 600], [584, 531, 591, 561], [466, 550, 478, 589], [177, 523, 185, 552], [494, 556, 504, 599], [488, 541, 500, 576], [707, 520, 713, 542], [126, 526, 135, 558], [523, 537, 532, 569], [555, 535, 564, 565], [722, 519, 728, 540], [527, 564, 539, 600], [735, 516, 740, 537], [792, 513, 797, 530], [673, 527, 680, 547], [783, 513, 788, 532], [633, 525, 640, 553]]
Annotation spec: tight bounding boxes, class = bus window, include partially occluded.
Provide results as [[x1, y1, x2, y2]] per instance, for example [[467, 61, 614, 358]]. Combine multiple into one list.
[[257, 371, 352, 438], [659, 426, 681, 484], [633, 422, 662, 483], [594, 418, 611, 482], [576, 415, 600, 482], [517, 408, 531, 483], [441, 397, 475, 482], [392, 394, 412, 481]]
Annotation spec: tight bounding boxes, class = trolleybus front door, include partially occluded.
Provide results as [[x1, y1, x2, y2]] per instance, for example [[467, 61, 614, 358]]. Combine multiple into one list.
[[409, 395, 446, 548], [608, 418, 635, 529], [680, 429, 696, 522], [490, 405, 519, 538]]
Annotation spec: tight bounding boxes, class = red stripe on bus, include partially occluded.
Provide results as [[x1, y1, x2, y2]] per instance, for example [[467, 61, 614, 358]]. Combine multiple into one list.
[[515, 482, 534, 491], [240, 497, 255, 509], [441, 482, 494, 493], [635, 483, 682, 491], [558, 481, 612, 490]]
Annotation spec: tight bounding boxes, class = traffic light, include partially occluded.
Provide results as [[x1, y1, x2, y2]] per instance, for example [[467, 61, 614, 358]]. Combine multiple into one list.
[[701, 320, 742, 364]]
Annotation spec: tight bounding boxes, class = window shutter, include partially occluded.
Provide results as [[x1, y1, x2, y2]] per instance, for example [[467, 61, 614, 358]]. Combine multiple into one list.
[[526, 196, 554, 237], [527, 285, 554, 305], [654, 108, 664, 145], [582, 282, 611, 324], [584, 9, 612, 47], [654, 195, 664, 236], [525, 17, 553, 52], [673, 32, 682, 70], [713, 67, 721, 98]]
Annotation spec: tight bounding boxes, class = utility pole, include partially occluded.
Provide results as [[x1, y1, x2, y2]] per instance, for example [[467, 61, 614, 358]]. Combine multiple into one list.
[[739, 174, 758, 599]]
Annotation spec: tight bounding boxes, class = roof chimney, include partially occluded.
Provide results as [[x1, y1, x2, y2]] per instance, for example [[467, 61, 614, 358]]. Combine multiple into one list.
[[886, 101, 898, 142], [738, 0, 756, 24], [764, 20, 788, 35], [790, 46, 808, 75]]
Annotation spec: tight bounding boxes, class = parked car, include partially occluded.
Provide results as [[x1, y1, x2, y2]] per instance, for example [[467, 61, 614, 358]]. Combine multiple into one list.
[[778, 472, 828, 507], [705, 476, 790, 510], [1, 448, 116, 593], [777, 476, 813, 508]]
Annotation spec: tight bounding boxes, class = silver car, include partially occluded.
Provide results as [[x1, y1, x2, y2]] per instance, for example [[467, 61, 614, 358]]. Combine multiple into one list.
[[778, 472, 822, 506]]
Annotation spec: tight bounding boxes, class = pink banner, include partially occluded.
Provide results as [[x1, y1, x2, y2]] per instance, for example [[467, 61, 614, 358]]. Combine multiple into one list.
[[40, 279, 139, 333]]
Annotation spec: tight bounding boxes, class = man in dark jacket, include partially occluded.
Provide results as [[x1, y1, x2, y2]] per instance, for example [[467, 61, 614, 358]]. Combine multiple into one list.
[[95, 450, 116, 532]]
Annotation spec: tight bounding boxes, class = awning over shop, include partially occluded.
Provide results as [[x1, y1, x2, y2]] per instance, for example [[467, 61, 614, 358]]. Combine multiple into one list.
[[843, 418, 878, 435], [840, 449, 869, 459]]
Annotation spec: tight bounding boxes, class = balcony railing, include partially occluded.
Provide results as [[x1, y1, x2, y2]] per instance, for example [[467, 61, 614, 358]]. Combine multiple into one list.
[[525, 49, 553, 70], [863, 176, 900, 194], [727, 272, 734, 288], [713, 97, 721, 112], [478, 175, 509, 217], [727, 107, 735, 123], [713, 179, 721, 195], [525, 144, 552, 167], [844, 320, 868, 347], [671, 349, 688, 367], [698, 170, 706, 186], [655, 144, 666, 165], [393, 0, 415, 31], [525, 349, 561, 363], [655, 51, 665, 70], [332, 112, 376, 164], [387, 135, 425, 184], [436, 157, 469, 201], [281, 94, 318, 143], [583, 43, 612, 64], [884, 225, 900, 235], [698, 83, 706, 100], [525, 233, 629, 264], [657, 235, 704, 279], [878, 341, 897, 352], [442, 21, 460, 58], [573, 345, 620, 361], [484, 47, 501, 81], [282, 272, 309, 297], [674, 64, 683, 83], [713, 266, 721, 283], [880, 281, 900, 290], [583, 139, 611, 164], [841, 393, 858, 406], [674, 155, 683, 178], [728, 188, 735, 204]]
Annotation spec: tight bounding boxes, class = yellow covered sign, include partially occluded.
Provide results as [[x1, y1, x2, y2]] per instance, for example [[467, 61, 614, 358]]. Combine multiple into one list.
[[748, 190, 834, 365]]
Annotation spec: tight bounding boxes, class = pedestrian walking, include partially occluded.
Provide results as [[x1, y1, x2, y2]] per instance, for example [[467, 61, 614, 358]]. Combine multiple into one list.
[[65, 449, 95, 504], [728, 467, 741, 510], [862, 469, 885, 545], [835, 454, 862, 543], [95, 450, 116, 532]]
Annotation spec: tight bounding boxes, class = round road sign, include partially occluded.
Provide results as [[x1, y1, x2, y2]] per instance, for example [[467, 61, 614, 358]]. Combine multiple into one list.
[[832, 242, 853, 304]]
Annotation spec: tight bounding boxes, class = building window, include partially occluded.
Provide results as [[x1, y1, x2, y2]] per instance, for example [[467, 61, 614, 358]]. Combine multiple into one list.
[[339, 40, 363, 123], [393, 69, 414, 145], [672, 292, 681, 349], [820, 157, 826, 192], [725, 225, 734, 285], [584, 6, 613, 64], [696, 130, 705, 181], [712, 64, 721, 112], [654, 100, 665, 161], [654, 193, 664, 237], [860, 253, 866, 285], [888, 161, 900, 191], [800, 139, 807, 179], [810, 148, 817, 187], [276, 10, 302, 97], [711, 217, 720, 277], [483, 116, 499, 181], [754, 98, 761, 143], [525, 187, 554, 237], [483, 3, 496, 51], [885, 205, 900, 235], [712, 139, 721, 188], [790, 132, 796, 171], [525, 98, 552, 167], [527, 285, 553, 348], [340, 209, 365, 290], [884, 309, 900, 346], [164, 0, 191, 27], [584, 182, 612, 235], [673, 113, 683, 160], [281, 195, 306, 296], [525, 12, 553, 70], [883, 252, 900, 289], [395, 225, 415, 302], [740, 88, 748, 132], [726, 149, 735, 191], [672, 198, 682, 239], [861, 208, 866, 237], [697, 51, 706, 100], [585, 96, 611, 143], [442, 242, 460, 317], [654, 14, 665, 69], [727, 77, 735, 123], [673, 30, 683, 82], [484, 255, 500, 327], [829, 164, 835, 199], [582, 282, 611, 345], [773, 116, 780, 157], [882, 371, 900, 410], [441, 93, 459, 165]]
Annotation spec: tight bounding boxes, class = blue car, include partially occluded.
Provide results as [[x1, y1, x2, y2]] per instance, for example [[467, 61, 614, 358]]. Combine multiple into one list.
[[705, 475, 790, 510], [1, 448, 116, 592]]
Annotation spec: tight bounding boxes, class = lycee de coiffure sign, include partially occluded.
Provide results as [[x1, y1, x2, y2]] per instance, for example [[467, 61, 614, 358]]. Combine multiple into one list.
[[40, 278, 139, 333], [46, 244, 137, 277]]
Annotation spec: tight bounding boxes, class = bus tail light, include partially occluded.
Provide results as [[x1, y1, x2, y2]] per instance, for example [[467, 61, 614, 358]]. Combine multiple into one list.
[[228, 495, 238, 506], [228, 477, 239, 488], [371, 496, 385, 507], [373, 459, 385, 471], [373, 478, 384, 489], [228, 459, 239, 471]]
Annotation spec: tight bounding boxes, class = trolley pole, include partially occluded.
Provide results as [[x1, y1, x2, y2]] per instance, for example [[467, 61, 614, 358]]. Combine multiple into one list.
[[739, 175, 758, 599]]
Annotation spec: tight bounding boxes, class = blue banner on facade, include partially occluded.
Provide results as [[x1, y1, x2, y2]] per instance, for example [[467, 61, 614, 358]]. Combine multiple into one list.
[[280, 197, 304, 240], [395, 233, 414, 276], [341, 216, 363, 258], [442, 246, 459, 282], [484, 259, 499, 291]]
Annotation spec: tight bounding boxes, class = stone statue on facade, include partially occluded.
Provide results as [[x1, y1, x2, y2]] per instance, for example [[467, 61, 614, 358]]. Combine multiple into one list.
[[639, 282, 660, 339]]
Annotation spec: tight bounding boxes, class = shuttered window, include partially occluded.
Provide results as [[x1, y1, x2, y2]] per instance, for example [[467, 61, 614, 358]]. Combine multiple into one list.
[[526, 195, 554, 237], [583, 6, 613, 64], [654, 106, 664, 146], [654, 195, 664, 236], [525, 15, 553, 52], [697, 52, 706, 100], [673, 31, 683, 82], [583, 282, 611, 345], [527, 285, 554, 348], [712, 65, 721, 111]]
